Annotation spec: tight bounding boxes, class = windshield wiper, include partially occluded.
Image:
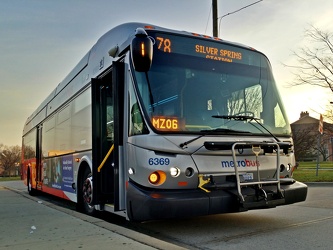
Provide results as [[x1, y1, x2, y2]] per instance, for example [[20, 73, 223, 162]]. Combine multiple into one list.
[[213, 115, 255, 121], [179, 134, 205, 148], [179, 128, 250, 149], [212, 115, 281, 142], [200, 128, 251, 134]]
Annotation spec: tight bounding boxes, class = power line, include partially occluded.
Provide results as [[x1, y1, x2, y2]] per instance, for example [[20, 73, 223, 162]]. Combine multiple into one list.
[[218, 0, 263, 36], [205, 4, 212, 35]]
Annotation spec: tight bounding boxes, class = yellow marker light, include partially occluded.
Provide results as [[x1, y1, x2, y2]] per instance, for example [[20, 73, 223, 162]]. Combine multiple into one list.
[[141, 42, 145, 57], [144, 25, 155, 30]]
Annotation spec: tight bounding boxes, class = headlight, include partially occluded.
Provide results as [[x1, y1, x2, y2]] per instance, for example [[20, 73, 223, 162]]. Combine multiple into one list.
[[170, 167, 180, 177]]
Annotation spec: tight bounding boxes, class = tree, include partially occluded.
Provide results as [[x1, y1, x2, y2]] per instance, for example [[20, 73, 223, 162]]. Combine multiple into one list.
[[291, 123, 317, 161], [287, 25, 333, 160], [318, 133, 333, 161], [0, 145, 21, 177], [286, 25, 333, 91]]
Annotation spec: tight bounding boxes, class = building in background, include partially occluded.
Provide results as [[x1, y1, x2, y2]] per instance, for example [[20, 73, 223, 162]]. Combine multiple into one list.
[[291, 111, 333, 161]]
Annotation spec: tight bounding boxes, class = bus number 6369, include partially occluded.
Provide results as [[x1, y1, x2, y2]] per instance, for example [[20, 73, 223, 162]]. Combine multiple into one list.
[[148, 158, 170, 166]]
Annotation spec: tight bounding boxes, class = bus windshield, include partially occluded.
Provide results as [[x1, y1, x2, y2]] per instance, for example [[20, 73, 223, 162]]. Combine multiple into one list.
[[133, 32, 291, 136]]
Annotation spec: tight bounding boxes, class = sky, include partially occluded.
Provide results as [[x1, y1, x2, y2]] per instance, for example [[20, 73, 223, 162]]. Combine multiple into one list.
[[1, 0, 333, 146]]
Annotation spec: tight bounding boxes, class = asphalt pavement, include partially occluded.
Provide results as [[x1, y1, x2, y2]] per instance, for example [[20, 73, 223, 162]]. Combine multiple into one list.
[[0, 180, 185, 250]]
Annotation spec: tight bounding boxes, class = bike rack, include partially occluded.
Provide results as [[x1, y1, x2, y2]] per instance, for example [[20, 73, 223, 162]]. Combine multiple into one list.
[[231, 142, 283, 203]]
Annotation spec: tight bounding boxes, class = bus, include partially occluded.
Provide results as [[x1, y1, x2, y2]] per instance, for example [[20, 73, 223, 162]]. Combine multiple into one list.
[[21, 22, 307, 221]]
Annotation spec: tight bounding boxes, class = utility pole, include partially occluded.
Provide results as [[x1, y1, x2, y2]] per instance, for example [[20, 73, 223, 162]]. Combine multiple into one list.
[[212, 0, 218, 37]]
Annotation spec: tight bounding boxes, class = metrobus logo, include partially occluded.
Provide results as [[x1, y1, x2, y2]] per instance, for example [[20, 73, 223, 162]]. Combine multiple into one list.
[[221, 159, 260, 168]]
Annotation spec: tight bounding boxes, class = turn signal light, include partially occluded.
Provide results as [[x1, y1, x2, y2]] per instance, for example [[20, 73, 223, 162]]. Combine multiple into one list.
[[149, 172, 159, 184], [148, 171, 166, 186]]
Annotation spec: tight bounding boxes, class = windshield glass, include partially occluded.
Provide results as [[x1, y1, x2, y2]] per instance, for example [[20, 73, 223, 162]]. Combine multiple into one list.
[[133, 32, 291, 136]]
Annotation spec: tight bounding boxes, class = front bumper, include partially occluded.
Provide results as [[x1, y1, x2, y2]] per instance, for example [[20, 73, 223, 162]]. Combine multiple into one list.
[[126, 180, 307, 222]]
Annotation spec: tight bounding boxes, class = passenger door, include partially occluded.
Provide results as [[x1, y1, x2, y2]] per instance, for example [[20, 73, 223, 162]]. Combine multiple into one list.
[[91, 61, 125, 211], [36, 126, 43, 188]]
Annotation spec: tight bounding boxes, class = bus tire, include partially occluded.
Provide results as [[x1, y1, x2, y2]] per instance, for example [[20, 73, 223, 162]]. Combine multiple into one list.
[[77, 167, 96, 216], [27, 168, 37, 196]]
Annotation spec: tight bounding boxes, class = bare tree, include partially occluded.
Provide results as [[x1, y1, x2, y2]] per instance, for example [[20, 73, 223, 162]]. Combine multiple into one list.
[[0, 145, 21, 177], [286, 25, 333, 91], [324, 108, 333, 124], [319, 133, 333, 161], [291, 123, 318, 161]]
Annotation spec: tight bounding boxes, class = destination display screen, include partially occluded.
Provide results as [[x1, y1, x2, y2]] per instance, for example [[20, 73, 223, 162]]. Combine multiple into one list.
[[149, 32, 257, 65]]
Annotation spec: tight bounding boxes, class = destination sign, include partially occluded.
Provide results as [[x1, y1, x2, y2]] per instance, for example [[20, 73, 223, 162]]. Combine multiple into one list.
[[153, 33, 245, 63]]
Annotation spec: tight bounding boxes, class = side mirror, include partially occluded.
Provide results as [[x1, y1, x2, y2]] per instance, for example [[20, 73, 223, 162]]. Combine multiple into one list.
[[131, 28, 153, 72]]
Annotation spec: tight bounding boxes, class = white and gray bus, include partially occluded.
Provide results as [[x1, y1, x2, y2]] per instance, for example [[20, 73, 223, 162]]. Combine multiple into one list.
[[22, 22, 307, 221]]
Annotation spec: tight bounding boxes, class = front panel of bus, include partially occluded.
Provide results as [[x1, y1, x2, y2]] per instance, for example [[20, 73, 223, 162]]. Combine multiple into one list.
[[122, 30, 307, 221]]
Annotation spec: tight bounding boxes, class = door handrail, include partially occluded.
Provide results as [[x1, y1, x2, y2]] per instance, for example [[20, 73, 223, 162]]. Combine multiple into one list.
[[97, 144, 114, 172]]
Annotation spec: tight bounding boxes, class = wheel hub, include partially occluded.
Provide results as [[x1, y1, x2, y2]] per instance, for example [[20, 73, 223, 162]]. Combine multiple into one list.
[[82, 175, 93, 205]]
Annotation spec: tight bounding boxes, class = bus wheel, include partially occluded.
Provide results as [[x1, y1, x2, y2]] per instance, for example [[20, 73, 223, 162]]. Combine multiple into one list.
[[78, 167, 95, 215], [27, 168, 37, 196]]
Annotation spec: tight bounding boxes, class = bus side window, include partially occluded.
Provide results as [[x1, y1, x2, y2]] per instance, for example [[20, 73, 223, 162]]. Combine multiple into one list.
[[130, 102, 144, 135], [106, 104, 114, 141], [104, 79, 114, 142], [129, 78, 148, 136]]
